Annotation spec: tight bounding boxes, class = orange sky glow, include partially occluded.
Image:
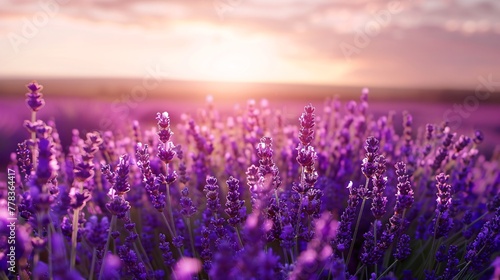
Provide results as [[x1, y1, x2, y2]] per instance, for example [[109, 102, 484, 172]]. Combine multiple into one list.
[[1, 0, 499, 89]]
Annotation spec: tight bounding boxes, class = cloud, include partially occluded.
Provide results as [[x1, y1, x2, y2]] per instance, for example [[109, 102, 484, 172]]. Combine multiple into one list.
[[0, 0, 499, 88]]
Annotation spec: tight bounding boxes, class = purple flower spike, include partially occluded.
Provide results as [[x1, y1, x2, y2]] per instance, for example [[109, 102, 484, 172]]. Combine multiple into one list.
[[433, 173, 453, 238], [204, 176, 220, 214], [334, 181, 360, 252], [159, 233, 175, 268], [25, 81, 45, 112], [298, 104, 316, 146], [394, 161, 414, 212], [394, 234, 411, 260], [465, 208, 500, 271], [113, 154, 131, 195], [225, 176, 244, 227], [156, 112, 171, 129], [256, 137, 282, 190], [473, 130, 484, 144], [362, 136, 380, 179], [106, 195, 131, 219], [180, 187, 197, 217]]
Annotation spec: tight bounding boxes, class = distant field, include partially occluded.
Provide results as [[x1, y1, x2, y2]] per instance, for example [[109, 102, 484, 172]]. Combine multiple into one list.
[[1, 79, 499, 169]]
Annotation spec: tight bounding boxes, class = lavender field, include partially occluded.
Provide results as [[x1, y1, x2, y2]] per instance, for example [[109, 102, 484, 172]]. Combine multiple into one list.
[[0, 79, 499, 280]]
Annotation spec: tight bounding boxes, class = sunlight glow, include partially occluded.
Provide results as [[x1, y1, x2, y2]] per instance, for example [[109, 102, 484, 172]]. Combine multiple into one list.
[[187, 36, 275, 82]]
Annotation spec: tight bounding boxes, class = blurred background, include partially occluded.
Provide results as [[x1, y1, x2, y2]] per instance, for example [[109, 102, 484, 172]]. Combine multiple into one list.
[[0, 0, 499, 167]]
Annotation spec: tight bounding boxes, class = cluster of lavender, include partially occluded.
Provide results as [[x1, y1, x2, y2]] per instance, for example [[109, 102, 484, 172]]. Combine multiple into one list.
[[1, 81, 499, 280]]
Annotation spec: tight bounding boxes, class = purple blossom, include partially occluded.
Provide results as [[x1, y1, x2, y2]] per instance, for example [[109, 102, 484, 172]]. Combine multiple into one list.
[[204, 176, 221, 214], [433, 173, 453, 238], [465, 208, 500, 270], [442, 245, 459, 280], [225, 176, 244, 227], [106, 195, 131, 219], [180, 187, 196, 217], [394, 234, 411, 260], [6, 80, 500, 279], [25, 81, 45, 112], [371, 155, 388, 219], [290, 213, 338, 280], [159, 233, 175, 268], [112, 155, 131, 195], [334, 181, 360, 252], [362, 136, 380, 180]]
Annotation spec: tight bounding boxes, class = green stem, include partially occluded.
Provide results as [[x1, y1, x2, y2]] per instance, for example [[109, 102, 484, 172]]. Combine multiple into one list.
[[289, 249, 295, 263], [31, 111, 37, 169], [70, 209, 79, 269], [33, 215, 42, 280], [347, 197, 367, 267], [89, 248, 97, 280], [166, 182, 177, 237], [48, 221, 53, 280], [376, 260, 398, 280], [446, 212, 488, 243], [160, 213, 175, 238], [127, 209, 153, 272], [453, 245, 487, 280], [98, 215, 117, 280], [70, 182, 84, 270], [354, 264, 366, 277], [294, 193, 303, 255], [186, 218, 197, 258], [374, 219, 378, 276], [405, 238, 433, 269], [161, 213, 183, 256], [133, 242, 152, 273], [453, 261, 471, 280], [235, 227, 244, 249]]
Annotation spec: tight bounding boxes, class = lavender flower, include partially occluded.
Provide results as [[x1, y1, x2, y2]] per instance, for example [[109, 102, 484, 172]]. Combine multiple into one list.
[[290, 213, 338, 280], [16, 141, 32, 183], [112, 154, 131, 195], [388, 161, 414, 234], [433, 173, 453, 238], [7, 80, 500, 279], [431, 132, 454, 171], [156, 112, 173, 143], [85, 216, 109, 248], [106, 194, 131, 219], [371, 155, 388, 219], [256, 136, 282, 190], [179, 187, 196, 217], [464, 208, 500, 270], [225, 176, 244, 227], [25, 81, 45, 112], [204, 176, 221, 215], [362, 136, 380, 180], [441, 245, 459, 280], [334, 181, 360, 252], [394, 161, 414, 212], [159, 233, 175, 268], [296, 104, 318, 189], [473, 130, 484, 144], [394, 234, 411, 260], [209, 240, 236, 279]]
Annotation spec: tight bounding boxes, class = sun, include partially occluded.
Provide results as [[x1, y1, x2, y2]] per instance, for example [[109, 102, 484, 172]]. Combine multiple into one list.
[[187, 37, 275, 82]]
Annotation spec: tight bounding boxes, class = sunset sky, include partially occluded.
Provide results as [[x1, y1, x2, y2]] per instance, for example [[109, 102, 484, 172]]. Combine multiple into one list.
[[0, 0, 499, 89]]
